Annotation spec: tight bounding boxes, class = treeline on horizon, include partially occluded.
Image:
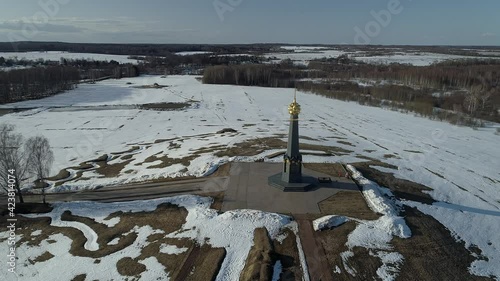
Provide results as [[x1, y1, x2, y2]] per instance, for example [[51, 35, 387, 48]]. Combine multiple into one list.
[[0, 66, 79, 104], [2, 41, 500, 61], [0, 57, 140, 104], [0, 41, 277, 56], [1, 42, 499, 125], [202, 57, 500, 125], [0, 49, 263, 104]]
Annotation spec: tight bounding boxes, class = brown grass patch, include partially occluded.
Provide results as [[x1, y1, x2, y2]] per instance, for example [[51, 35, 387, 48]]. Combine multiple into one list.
[[204, 192, 225, 211], [319, 192, 379, 220], [46, 169, 71, 181], [351, 161, 436, 204], [240, 228, 274, 281], [71, 274, 86, 281], [52, 203, 189, 259], [215, 137, 352, 158], [337, 140, 355, 147], [9, 203, 53, 215], [140, 102, 190, 111], [111, 146, 140, 155], [179, 245, 226, 281], [121, 154, 133, 160], [95, 159, 133, 177], [145, 155, 195, 169], [392, 206, 492, 281], [303, 163, 346, 178], [272, 228, 303, 281], [89, 154, 109, 162], [209, 162, 231, 177], [32, 251, 54, 263], [383, 154, 398, 159], [404, 149, 423, 154], [116, 257, 146, 276], [316, 221, 382, 280]]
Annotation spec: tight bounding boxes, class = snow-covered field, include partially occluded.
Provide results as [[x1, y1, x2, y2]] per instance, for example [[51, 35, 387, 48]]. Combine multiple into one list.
[[1, 75, 499, 278], [0, 195, 301, 281], [265, 46, 500, 66], [0, 51, 141, 64]]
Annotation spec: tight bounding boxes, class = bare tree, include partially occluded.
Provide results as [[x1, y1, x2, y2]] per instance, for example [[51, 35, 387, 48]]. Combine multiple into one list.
[[0, 124, 29, 203], [25, 136, 54, 204], [479, 89, 493, 110]]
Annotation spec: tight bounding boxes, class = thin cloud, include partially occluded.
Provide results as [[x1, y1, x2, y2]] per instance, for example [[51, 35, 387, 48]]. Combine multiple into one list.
[[0, 21, 84, 33], [481, 32, 496, 37]]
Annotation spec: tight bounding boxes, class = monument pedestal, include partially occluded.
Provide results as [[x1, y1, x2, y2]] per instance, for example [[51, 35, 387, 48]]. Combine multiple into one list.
[[268, 173, 315, 192]]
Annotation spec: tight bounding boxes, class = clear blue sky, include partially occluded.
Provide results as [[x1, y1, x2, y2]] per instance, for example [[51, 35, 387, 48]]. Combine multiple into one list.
[[0, 0, 498, 45]]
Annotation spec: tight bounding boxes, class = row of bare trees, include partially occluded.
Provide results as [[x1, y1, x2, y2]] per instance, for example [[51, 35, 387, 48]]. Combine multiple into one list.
[[0, 124, 53, 204], [0, 66, 80, 104], [202, 58, 500, 124], [202, 63, 312, 88]]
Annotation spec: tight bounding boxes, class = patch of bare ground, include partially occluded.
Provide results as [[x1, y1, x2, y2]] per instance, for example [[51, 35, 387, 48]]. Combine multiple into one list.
[[319, 192, 380, 220], [215, 137, 352, 158], [210, 162, 231, 177], [9, 216, 75, 248], [71, 162, 95, 170], [354, 154, 379, 161], [71, 274, 86, 281], [272, 228, 303, 281], [90, 154, 109, 163], [404, 149, 423, 154], [116, 257, 146, 276], [204, 192, 225, 211], [338, 140, 355, 147], [217, 128, 238, 134], [240, 228, 275, 281], [316, 221, 382, 280], [95, 159, 133, 177], [46, 169, 71, 181], [352, 161, 436, 204], [384, 153, 399, 159], [6, 200, 227, 279], [303, 163, 346, 178], [392, 206, 493, 281], [31, 251, 55, 263], [139, 236, 194, 280], [139, 102, 190, 111], [121, 154, 133, 160], [11, 202, 53, 215], [144, 154, 195, 169], [154, 137, 178, 144], [35, 203, 190, 259], [178, 245, 226, 281], [110, 145, 140, 155]]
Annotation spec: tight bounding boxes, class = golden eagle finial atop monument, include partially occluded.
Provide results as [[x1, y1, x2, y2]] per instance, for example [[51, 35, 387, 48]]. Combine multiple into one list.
[[288, 89, 301, 115]]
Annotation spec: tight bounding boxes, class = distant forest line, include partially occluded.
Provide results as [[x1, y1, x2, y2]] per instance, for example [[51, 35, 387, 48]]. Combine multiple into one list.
[[203, 58, 500, 125], [1, 42, 499, 126]]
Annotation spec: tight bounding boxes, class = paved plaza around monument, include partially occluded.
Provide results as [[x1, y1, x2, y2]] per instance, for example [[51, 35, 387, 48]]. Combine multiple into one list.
[[221, 162, 359, 214]]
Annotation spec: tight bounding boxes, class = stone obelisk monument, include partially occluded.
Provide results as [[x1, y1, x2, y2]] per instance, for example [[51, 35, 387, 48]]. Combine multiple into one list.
[[268, 91, 314, 192], [282, 91, 302, 183]]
